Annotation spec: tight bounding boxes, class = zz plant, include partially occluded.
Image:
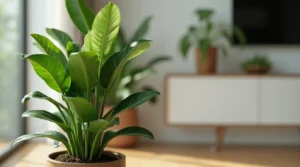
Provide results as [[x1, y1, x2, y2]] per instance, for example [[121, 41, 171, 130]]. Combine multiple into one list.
[[11, 0, 159, 162]]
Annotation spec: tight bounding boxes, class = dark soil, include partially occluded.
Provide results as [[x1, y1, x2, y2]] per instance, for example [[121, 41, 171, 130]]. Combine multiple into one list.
[[55, 153, 118, 163]]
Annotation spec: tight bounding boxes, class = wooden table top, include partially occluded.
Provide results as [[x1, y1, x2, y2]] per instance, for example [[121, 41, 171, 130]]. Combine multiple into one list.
[[2, 142, 300, 167]]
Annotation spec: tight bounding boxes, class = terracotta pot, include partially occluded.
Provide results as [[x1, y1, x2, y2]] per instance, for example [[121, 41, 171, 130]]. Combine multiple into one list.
[[104, 105, 139, 148], [46, 151, 125, 167], [244, 65, 270, 74], [195, 47, 217, 74]]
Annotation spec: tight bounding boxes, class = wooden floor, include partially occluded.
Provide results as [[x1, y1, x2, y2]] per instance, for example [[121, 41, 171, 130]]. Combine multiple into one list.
[[0, 140, 9, 154], [1, 142, 300, 167]]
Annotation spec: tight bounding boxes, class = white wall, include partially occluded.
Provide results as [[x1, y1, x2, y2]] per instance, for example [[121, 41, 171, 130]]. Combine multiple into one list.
[[94, 0, 300, 145]]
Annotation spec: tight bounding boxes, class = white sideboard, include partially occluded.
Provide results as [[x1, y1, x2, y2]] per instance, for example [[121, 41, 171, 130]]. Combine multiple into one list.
[[164, 74, 300, 150]]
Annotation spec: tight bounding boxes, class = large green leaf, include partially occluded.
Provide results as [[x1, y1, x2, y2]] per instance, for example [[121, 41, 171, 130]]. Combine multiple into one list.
[[23, 54, 71, 93], [87, 2, 120, 62], [195, 9, 214, 21], [22, 110, 71, 132], [105, 91, 160, 119], [179, 35, 191, 58], [22, 91, 66, 109], [147, 56, 171, 67], [63, 96, 97, 122], [100, 40, 151, 90], [66, 42, 81, 57], [31, 34, 67, 67], [11, 131, 71, 152], [88, 117, 119, 134], [129, 16, 153, 42], [46, 28, 73, 48], [68, 51, 99, 90], [100, 126, 154, 152], [66, 0, 95, 35], [233, 25, 247, 46], [199, 39, 210, 61]]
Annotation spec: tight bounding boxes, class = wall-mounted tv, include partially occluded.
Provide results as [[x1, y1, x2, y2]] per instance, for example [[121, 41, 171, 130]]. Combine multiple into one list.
[[233, 0, 300, 45]]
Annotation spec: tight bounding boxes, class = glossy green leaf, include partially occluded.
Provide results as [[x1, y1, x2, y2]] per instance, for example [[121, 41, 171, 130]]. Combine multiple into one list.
[[63, 96, 97, 122], [22, 91, 65, 108], [109, 91, 160, 119], [23, 54, 71, 93], [100, 40, 151, 90], [233, 25, 247, 46], [31, 34, 67, 67], [88, 118, 119, 134], [46, 28, 73, 48], [11, 131, 71, 152], [206, 21, 213, 34], [147, 56, 171, 67], [66, 42, 81, 57], [33, 42, 45, 53], [100, 51, 122, 88], [199, 39, 210, 61], [117, 27, 126, 48], [179, 35, 191, 58], [86, 2, 120, 61], [100, 126, 154, 152], [66, 0, 95, 34], [22, 110, 71, 132], [142, 86, 157, 104], [68, 51, 99, 90], [195, 9, 214, 21], [130, 16, 153, 42]]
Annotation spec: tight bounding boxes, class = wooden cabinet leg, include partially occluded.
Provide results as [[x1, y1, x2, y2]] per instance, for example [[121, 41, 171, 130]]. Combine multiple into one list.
[[215, 126, 226, 152]]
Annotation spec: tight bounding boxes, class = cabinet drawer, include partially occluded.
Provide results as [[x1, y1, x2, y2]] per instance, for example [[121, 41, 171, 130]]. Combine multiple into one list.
[[166, 76, 259, 125]]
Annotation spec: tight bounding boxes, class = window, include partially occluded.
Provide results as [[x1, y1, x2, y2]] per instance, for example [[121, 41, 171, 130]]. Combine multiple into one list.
[[0, 0, 26, 157]]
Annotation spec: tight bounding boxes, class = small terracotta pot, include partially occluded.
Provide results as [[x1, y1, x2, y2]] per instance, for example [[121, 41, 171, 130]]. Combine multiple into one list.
[[46, 151, 125, 167], [244, 65, 270, 74], [104, 105, 139, 148], [195, 47, 217, 74]]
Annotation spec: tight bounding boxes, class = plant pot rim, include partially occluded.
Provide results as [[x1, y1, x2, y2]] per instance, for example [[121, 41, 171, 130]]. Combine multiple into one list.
[[47, 150, 126, 165]]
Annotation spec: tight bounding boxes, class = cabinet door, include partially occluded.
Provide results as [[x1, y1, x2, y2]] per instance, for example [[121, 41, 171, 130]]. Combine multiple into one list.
[[166, 76, 259, 125], [260, 78, 300, 125]]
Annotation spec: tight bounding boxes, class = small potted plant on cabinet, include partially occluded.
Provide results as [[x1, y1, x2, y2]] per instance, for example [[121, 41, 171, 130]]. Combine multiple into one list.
[[11, 1, 159, 166], [242, 53, 272, 74], [179, 9, 247, 74], [102, 16, 170, 148]]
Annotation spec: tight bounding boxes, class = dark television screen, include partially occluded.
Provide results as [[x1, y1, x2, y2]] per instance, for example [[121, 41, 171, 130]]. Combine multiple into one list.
[[233, 0, 300, 44]]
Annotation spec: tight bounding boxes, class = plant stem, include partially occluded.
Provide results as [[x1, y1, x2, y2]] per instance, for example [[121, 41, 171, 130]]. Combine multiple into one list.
[[56, 104, 68, 124], [89, 132, 101, 161], [84, 124, 89, 160], [77, 123, 84, 158], [95, 83, 100, 118], [70, 132, 79, 156], [99, 90, 107, 118]]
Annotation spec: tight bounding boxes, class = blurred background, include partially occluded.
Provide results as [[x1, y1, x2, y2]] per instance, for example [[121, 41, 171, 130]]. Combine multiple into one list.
[[1, 0, 300, 166]]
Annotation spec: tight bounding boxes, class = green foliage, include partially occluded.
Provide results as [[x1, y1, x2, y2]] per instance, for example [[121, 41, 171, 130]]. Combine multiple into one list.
[[179, 8, 247, 61], [242, 53, 272, 67], [12, 1, 160, 162], [22, 54, 71, 93], [105, 16, 171, 105], [65, 0, 95, 35], [46, 28, 73, 48]]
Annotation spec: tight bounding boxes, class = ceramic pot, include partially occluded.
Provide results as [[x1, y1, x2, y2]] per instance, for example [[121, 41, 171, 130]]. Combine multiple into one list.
[[195, 47, 217, 74], [46, 151, 125, 167], [244, 65, 270, 74], [104, 105, 139, 148]]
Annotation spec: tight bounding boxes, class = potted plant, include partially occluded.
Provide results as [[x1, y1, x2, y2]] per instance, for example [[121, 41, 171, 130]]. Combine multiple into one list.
[[11, 1, 160, 166], [242, 53, 272, 74], [102, 16, 170, 148], [179, 9, 247, 74]]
